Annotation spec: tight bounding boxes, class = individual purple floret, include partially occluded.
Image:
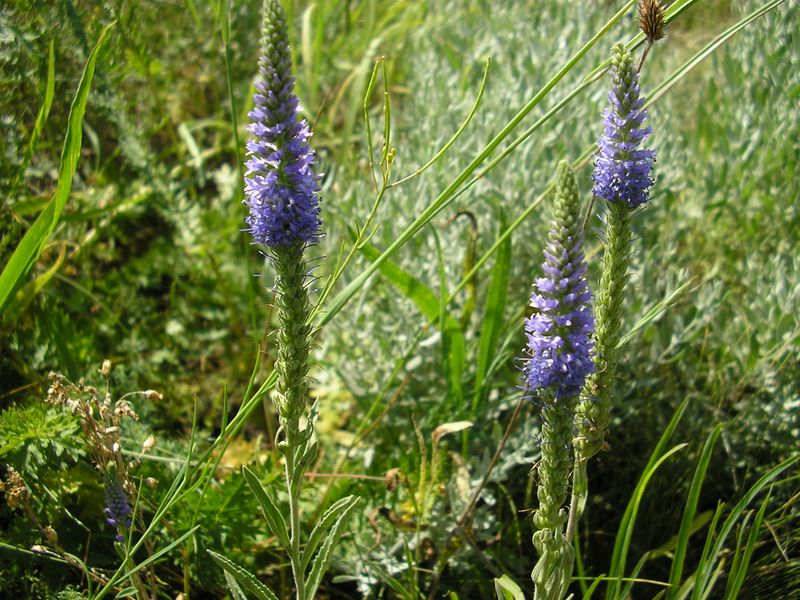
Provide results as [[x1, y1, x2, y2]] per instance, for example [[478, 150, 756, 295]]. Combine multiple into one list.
[[104, 477, 132, 542], [524, 163, 595, 398], [244, 0, 321, 248], [592, 43, 656, 209]]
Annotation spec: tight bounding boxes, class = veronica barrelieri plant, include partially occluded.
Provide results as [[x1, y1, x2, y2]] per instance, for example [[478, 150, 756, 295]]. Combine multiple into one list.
[[208, 2, 359, 599], [568, 40, 657, 546], [523, 161, 594, 600]]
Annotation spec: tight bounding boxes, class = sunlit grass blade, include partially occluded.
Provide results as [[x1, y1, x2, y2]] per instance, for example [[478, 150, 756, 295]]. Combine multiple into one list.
[[723, 491, 770, 599], [472, 212, 511, 415], [446, 0, 786, 309]]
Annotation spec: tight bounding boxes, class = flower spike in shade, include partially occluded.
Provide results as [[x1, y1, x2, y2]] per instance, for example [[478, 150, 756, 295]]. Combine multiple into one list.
[[523, 162, 595, 399], [244, 0, 321, 248], [103, 474, 132, 542], [592, 42, 655, 209]]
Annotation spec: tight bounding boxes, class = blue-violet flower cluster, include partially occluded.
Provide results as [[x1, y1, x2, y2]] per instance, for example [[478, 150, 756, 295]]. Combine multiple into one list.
[[524, 163, 594, 398], [244, 0, 321, 248], [592, 43, 655, 208]]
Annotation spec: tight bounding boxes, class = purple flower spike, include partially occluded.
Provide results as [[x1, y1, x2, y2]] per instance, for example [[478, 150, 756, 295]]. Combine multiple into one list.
[[104, 476, 132, 541], [523, 162, 595, 398], [244, 0, 321, 248], [592, 43, 656, 208]]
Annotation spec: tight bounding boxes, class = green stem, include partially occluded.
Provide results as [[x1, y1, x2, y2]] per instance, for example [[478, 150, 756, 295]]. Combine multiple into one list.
[[532, 395, 578, 600], [273, 242, 314, 600], [568, 200, 632, 542], [575, 200, 631, 461], [285, 449, 305, 600]]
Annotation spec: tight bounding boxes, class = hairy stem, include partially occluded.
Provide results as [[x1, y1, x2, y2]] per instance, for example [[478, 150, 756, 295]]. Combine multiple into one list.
[[273, 242, 314, 600], [533, 394, 578, 600]]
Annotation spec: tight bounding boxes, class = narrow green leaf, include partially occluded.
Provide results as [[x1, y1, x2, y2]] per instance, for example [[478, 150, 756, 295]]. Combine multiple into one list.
[[692, 454, 798, 598], [301, 4, 316, 106], [125, 525, 199, 577], [472, 212, 511, 413], [362, 561, 416, 600], [494, 574, 525, 600], [5, 242, 66, 322], [606, 397, 690, 600], [360, 244, 461, 333], [302, 495, 359, 571], [435, 230, 464, 410], [242, 466, 290, 550], [666, 425, 722, 599], [208, 550, 279, 600], [723, 491, 770, 599], [446, 0, 786, 309], [177, 122, 206, 186], [304, 496, 360, 600], [583, 574, 606, 599], [0, 22, 115, 317], [223, 570, 249, 600], [315, 2, 634, 328], [619, 278, 697, 349]]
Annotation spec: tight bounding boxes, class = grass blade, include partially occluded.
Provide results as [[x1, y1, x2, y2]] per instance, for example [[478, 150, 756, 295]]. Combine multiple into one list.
[[472, 211, 512, 414], [666, 425, 722, 599], [315, 1, 635, 328], [0, 22, 115, 317], [606, 397, 690, 600], [723, 492, 770, 599], [692, 454, 798, 599]]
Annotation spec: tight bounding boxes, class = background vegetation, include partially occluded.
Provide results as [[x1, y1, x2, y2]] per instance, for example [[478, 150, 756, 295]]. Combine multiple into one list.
[[1, 0, 797, 598]]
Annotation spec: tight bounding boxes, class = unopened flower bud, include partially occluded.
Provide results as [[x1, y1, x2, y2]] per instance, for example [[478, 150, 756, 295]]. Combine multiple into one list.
[[100, 360, 112, 377], [145, 390, 162, 401]]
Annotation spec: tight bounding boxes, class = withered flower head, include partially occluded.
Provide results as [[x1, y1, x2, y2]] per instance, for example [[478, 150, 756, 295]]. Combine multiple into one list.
[[3, 467, 30, 510], [638, 0, 665, 44]]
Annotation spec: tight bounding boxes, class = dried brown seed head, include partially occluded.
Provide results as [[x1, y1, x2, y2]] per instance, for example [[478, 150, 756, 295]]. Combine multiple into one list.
[[638, 0, 665, 44]]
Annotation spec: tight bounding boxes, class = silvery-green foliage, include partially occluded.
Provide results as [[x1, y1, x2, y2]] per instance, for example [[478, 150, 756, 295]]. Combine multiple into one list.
[[630, 0, 799, 458], [321, 0, 799, 595], [322, 0, 610, 402]]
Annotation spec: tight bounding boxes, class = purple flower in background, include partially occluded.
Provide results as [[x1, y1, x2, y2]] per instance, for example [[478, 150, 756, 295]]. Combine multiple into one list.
[[104, 476, 132, 542], [592, 43, 655, 208], [523, 162, 595, 398], [244, 0, 321, 248]]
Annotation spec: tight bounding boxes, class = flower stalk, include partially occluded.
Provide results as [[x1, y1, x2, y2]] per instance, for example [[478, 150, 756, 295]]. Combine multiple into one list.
[[524, 162, 594, 599], [234, 3, 359, 599], [569, 42, 656, 541]]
